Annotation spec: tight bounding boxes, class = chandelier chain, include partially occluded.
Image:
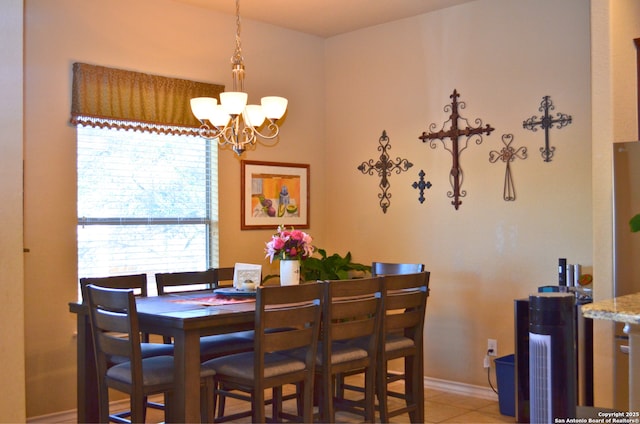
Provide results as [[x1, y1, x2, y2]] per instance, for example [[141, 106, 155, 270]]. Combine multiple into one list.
[[231, 0, 244, 91], [233, 0, 243, 65]]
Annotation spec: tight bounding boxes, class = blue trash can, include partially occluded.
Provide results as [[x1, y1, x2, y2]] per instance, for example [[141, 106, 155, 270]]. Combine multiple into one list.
[[495, 354, 515, 417]]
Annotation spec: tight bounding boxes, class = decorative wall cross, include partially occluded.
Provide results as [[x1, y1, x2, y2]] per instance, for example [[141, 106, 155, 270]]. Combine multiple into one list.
[[419, 89, 494, 210], [522, 95, 572, 162], [412, 170, 432, 204], [489, 134, 527, 201], [357, 130, 413, 214]]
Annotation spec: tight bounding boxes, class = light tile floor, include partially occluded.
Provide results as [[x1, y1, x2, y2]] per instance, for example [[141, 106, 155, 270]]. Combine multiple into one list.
[[423, 389, 513, 423], [131, 378, 515, 423]]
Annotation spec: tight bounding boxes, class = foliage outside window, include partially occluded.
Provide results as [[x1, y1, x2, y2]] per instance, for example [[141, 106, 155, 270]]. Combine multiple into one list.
[[77, 126, 218, 295]]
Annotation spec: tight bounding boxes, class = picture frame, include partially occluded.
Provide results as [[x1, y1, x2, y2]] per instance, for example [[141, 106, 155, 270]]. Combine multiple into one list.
[[241, 160, 310, 230]]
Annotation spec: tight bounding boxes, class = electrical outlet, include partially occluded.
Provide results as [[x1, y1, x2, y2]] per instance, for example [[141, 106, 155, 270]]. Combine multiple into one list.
[[483, 355, 490, 368], [487, 339, 498, 357]]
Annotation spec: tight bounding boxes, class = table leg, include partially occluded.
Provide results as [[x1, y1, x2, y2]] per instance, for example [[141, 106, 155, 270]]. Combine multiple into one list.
[[171, 330, 203, 423], [77, 311, 99, 422]]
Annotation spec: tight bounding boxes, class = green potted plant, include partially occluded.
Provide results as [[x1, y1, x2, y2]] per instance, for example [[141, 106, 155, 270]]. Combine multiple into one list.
[[631, 213, 640, 232], [299, 248, 370, 281]]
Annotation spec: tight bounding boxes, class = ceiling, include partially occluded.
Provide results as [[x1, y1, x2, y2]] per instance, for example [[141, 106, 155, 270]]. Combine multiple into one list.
[[171, 0, 477, 38]]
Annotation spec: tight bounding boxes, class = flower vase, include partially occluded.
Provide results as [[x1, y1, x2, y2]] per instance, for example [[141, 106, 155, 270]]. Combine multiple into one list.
[[280, 259, 300, 286]]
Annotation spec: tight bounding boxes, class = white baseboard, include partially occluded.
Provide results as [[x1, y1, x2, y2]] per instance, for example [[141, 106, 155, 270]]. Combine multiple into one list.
[[28, 378, 498, 422], [424, 375, 499, 401]]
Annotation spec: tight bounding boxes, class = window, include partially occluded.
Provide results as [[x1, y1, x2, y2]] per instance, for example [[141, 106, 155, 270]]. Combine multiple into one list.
[[77, 125, 218, 295]]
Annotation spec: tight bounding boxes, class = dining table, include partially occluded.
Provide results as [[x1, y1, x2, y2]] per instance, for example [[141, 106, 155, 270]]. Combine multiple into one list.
[[69, 289, 258, 423]]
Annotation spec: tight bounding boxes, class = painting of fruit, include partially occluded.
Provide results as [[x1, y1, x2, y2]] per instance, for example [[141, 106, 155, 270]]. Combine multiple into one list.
[[241, 161, 309, 230]]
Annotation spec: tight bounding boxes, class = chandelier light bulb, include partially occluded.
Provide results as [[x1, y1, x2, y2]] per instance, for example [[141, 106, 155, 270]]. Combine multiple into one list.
[[261, 96, 288, 120], [220, 92, 248, 116], [208, 105, 231, 127], [243, 105, 266, 128], [190, 97, 218, 121]]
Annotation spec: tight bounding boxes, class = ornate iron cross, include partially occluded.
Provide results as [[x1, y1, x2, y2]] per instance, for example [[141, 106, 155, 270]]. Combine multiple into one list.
[[357, 130, 413, 214], [489, 134, 527, 201], [419, 89, 494, 210], [522, 95, 572, 162]]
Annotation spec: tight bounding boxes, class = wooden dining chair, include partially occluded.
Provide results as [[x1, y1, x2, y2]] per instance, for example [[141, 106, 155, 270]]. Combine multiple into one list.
[[84, 284, 215, 423], [80, 273, 149, 296], [299, 276, 383, 423], [155, 267, 235, 295], [377, 271, 430, 422], [81, 273, 174, 350], [212, 267, 235, 288], [155, 268, 217, 294], [337, 271, 430, 423], [154, 270, 255, 362], [201, 283, 323, 423], [336, 261, 425, 392], [371, 261, 425, 276], [80, 274, 174, 419]]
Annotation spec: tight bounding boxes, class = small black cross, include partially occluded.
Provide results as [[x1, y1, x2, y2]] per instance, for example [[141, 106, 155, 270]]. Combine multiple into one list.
[[412, 170, 432, 204], [522, 95, 572, 162], [357, 130, 413, 214]]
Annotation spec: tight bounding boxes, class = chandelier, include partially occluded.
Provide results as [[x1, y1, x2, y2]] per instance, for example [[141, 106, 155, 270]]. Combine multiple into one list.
[[190, 0, 288, 156]]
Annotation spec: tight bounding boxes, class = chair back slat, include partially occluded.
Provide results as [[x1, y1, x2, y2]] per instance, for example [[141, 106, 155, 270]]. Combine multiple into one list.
[[155, 269, 217, 294], [80, 273, 148, 299], [386, 309, 424, 332], [263, 318, 317, 352], [386, 289, 426, 310], [372, 262, 425, 277], [334, 317, 378, 341]]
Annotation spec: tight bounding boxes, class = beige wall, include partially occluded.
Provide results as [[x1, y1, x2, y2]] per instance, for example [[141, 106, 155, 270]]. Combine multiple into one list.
[[0, 1, 26, 422], [590, 0, 640, 408], [13, 0, 634, 418], [23, 0, 325, 416], [325, 0, 592, 388]]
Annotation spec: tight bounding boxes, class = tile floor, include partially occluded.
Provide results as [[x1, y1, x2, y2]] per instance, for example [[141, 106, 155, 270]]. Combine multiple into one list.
[[126, 379, 515, 423]]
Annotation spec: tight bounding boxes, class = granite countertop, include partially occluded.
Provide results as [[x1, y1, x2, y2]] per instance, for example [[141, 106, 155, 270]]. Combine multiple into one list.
[[581, 292, 640, 325]]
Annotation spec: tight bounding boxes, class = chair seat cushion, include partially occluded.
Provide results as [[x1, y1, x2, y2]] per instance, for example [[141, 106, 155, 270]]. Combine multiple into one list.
[[110, 342, 175, 364], [287, 342, 368, 366], [107, 355, 175, 386], [347, 333, 415, 353], [200, 334, 254, 358], [202, 351, 306, 381], [141, 342, 175, 357], [107, 355, 215, 386], [385, 333, 415, 352]]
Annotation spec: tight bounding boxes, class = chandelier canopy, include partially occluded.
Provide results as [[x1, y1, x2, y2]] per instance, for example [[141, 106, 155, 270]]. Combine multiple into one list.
[[191, 0, 288, 156]]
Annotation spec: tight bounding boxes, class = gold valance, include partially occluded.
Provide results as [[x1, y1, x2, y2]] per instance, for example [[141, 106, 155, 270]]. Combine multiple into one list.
[[70, 62, 224, 135]]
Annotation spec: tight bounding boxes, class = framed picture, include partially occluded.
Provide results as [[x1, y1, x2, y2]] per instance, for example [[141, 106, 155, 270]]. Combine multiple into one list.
[[241, 160, 310, 230]]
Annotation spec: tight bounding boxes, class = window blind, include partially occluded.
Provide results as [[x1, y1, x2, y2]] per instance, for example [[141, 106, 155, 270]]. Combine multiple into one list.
[[77, 126, 219, 295]]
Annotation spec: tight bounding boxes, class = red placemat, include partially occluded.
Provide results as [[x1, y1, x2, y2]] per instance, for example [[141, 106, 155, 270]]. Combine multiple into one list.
[[171, 295, 255, 306]]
